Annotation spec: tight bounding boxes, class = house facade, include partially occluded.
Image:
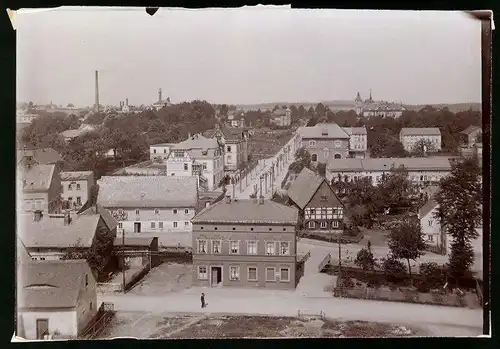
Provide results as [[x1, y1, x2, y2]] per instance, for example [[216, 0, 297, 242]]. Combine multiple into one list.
[[341, 127, 368, 159], [399, 128, 442, 152], [150, 143, 173, 162], [19, 163, 62, 214], [97, 176, 198, 235], [18, 260, 97, 340], [298, 123, 350, 163], [354, 91, 405, 118], [326, 157, 452, 187], [287, 168, 346, 233], [271, 108, 292, 127], [203, 125, 249, 173], [60, 171, 95, 210], [191, 197, 299, 289]]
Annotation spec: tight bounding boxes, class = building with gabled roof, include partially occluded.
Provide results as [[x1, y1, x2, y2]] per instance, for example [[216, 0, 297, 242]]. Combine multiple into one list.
[[191, 196, 299, 289], [17, 148, 63, 167], [354, 90, 405, 118], [298, 122, 350, 163], [17, 259, 98, 339], [341, 126, 368, 158], [97, 175, 198, 236], [19, 163, 62, 214], [270, 108, 291, 127], [60, 171, 95, 211], [287, 168, 346, 233], [399, 127, 442, 152], [203, 124, 249, 172]]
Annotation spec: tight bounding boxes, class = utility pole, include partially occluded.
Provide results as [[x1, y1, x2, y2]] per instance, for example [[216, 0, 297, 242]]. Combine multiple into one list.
[[338, 234, 342, 287], [122, 229, 126, 293]]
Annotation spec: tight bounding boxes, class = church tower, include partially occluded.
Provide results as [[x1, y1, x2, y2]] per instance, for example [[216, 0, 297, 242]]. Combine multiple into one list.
[[354, 91, 363, 116]]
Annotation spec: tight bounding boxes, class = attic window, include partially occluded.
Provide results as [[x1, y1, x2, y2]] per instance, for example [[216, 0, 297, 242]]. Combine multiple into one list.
[[320, 195, 328, 201], [321, 129, 328, 136], [202, 150, 208, 156]]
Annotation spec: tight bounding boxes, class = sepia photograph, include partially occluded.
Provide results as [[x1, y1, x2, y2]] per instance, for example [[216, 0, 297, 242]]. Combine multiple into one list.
[[14, 7, 488, 340]]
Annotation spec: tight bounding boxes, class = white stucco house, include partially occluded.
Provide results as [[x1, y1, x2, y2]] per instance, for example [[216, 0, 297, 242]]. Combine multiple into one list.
[[17, 260, 98, 340], [399, 127, 442, 153], [60, 171, 95, 210]]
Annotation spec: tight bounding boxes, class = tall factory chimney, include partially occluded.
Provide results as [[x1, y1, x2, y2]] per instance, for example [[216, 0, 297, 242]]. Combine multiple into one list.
[[158, 88, 162, 102], [126, 98, 129, 106], [95, 70, 100, 112]]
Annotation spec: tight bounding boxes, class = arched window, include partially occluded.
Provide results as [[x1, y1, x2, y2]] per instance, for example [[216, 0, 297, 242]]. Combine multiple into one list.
[[334, 153, 341, 159], [311, 154, 318, 162]]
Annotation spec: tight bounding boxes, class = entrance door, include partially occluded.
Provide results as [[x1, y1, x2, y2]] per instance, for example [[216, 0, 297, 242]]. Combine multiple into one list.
[[36, 319, 49, 339], [211, 267, 222, 286], [134, 222, 141, 233]]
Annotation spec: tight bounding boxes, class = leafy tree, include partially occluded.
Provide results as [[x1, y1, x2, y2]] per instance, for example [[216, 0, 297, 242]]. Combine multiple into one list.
[[220, 104, 229, 117], [315, 103, 326, 118], [298, 105, 306, 118], [419, 262, 446, 285], [288, 147, 312, 174], [433, 158, 482, 276], [316, 163, 326, 177], [355, 244, 376, 272], [410, 138, 438, 156], [382, 256, 407, 281], [376, 166, 414, 212], [306, 117, 317, 127], [387, 219, 426, 276], [307, 106, 315, 118]]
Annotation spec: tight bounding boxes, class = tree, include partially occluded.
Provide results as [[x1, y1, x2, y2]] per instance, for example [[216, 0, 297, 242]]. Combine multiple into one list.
[[288, 147, 312, 174], [433, 158, 482, 276], [306, 117, 317, 127], [298, 105, 306, 118], [220, 104, 229, 117], [376, 166, 414, 212], [410, 138, 438, 156], [315, 103, 326, 118], [316, 163, 326, 177], [355, 243, 376, 272], [387, 219, 426, 276], [382, 257, 407, 281]]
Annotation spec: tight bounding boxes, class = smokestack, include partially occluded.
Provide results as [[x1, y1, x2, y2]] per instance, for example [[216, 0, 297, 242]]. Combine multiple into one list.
[[126, 98, 128, 106], [158, 88, 162, 102], [33, 210, 43, 222], [95, 70, 100, 112]]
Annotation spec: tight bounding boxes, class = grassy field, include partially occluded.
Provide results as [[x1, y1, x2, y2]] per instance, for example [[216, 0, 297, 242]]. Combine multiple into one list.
[[98, 313, 429, 339]]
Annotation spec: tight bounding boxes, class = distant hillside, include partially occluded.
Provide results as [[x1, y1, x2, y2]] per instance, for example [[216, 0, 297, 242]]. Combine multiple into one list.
[[237, 101, 481, 113]]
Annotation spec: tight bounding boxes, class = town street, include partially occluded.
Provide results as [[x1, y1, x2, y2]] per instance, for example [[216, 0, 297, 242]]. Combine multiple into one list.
[[98, 291, 482, 331]]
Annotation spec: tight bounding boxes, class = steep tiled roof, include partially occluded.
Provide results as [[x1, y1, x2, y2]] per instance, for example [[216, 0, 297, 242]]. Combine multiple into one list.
[[400, 128, 441, 136], [17, 148, 63, 165], [327, 157, 451, 172], [192, 199, 298, 225], [20, 164, 55, 192], [461, 125, 481, 135], [418, 190, 439, 218], [173, 134, 219, 150], [20, 214, 100, 248], [342, 127, 367, 135], [299, 123, 349, 139], [79, 206, 118, 231], [287, 168, 324, 209], [97, 176, 198, 208], [60, 171, 93, 181], [19, 260, 91, 309]]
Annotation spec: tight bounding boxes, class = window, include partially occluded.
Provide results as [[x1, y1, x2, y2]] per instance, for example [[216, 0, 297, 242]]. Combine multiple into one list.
[[309, 140, 316, 147], [173, 222, 178, 228], [332, 221, 339, 228], [227, 146, 232, 152], [198, 266, 208, 280], [159, 222, 164, 229], [320, 195, 328, 202], [203, 163, 207, 170], [185, 209, 189, 214], [229, 266, 240, 281], [154, 149, 157, 153], [265, 241, 276, 255], [173, 209, 178, 214], [183, 163, 188, 171], [280, 268, 290, 282], [320, 221, 327, 228], [280, 242, 290, 255], [248, 267, 257, 281], [164, 149, 167, 153], [197, 240, 207, 253], [151, 222, 156, 229], [118, 223, 123, 229], [76, 184, 81, 190], [68, 183, 73, 190], [310, 208, 316, 216], [334, 140, 342, 148], [266, 267, 276, 281], [428, 220, 433, 227], [311, 154, 318, 162], [85, 274, 88, 287], [68, 197, 73, 202], [154, 209, 159, 214], [135, 209, 140, 215], [230, 241, 239, 254], [76, 197, 81, 205], [212, 240, 221, 254], [308, 221, 315, 229], [420, 175, 423, 181], [247, 241, 257, 255], [427, 235, 434, 242], [184, 221, 189, 227]]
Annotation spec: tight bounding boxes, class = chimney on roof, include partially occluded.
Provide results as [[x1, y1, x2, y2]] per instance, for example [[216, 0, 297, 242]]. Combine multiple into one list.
[[33, 210, 43, 222], [64, 211, 72, 225], [258, 195, 265, 205], [225, 195, 231, 204], [158, 88, 162, 102], [126, 98, 129, 106]]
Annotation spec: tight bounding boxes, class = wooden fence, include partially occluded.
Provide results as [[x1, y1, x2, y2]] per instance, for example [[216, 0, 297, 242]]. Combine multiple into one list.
[[318, 253, 331, 273], [80, 302, 116, 339]]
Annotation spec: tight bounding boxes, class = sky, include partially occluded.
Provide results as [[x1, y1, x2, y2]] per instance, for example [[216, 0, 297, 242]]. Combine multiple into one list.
[[16, 7, 482, 107]]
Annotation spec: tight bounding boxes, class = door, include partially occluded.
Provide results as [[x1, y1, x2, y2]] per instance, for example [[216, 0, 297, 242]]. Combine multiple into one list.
[[36, 319, 49, 339], [211, 267, 219, 286], [134, 222, 141, 233]]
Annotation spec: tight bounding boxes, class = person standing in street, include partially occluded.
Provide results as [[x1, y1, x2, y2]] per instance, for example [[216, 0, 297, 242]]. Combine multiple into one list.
[[201, 293, 206, 308]]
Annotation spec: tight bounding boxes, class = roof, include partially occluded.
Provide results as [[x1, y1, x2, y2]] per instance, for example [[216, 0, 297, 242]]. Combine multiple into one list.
[[400, 128, 441, 136], [17, 236, 31, 265], [17, 148, 63, 165], [418, 188, 440, 218], [60, 171, 94, 181], [79, 205, 119, 231], [19, 260, 90, 309], [203, 126, 247, 142], [287, 168, 324, 209], [20, 164, 55, 192], [114, 236, 154, 247], [97, 176, 198, 208], [192, 199, 298, 225], [151, 143, 174, 148], [19, 214, 100, 248], [341, 127, 367, 135], [173, 134, 220, 150], [461, 125, 481, 135], [61, 128, 89, 139], [298, 123, 349, 139], [327, 157, 451, 172]]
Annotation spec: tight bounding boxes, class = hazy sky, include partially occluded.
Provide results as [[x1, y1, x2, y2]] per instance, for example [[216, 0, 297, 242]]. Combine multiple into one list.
[[16, 7, 481, 107]]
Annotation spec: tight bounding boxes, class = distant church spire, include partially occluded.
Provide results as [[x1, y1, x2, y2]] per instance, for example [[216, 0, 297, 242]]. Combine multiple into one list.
[[355, 92, 362, 102], [367, 89, 373, 102]]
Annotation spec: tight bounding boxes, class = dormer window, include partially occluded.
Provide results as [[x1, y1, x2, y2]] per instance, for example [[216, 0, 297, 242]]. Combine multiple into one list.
[[321, 129, 328, 136]]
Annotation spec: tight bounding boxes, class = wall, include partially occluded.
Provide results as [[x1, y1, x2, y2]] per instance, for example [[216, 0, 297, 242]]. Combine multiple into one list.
[[150, 145, 171, 161], [303, 138, 350, 163], [401, 135, 442, 152], [23, 192, 49, 213], [349, 134, 367, 151], [47, 168, 62, 213], [110, 206, 196, 234], [75, 268, 98, 334], [304, 181, 345, 232], [21, 309, 77, 339], [420, 207, 442, 248], [62, 178, 92, 208], [328, 169, 450, 187]]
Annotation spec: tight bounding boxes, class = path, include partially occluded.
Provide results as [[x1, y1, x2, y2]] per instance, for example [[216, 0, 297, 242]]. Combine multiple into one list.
[[98, 291, 482, 330]]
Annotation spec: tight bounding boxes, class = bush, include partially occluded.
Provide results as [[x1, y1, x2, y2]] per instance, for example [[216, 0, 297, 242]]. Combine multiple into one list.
[[382, 257, 407, 281], [419, 262, 446, 282], [339, 275, 355, 289], [355, 248, 375, 271]]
